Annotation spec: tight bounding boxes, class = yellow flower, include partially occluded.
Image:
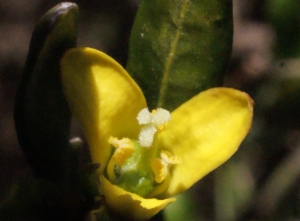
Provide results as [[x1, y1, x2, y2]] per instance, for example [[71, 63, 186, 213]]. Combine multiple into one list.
[[61, 47, 253, 220]]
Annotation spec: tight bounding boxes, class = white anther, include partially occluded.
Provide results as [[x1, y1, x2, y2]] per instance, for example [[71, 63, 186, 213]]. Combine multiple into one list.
[[137, 108, 152, 125], [137, 108, 171, 147], [152, 108, 171, 127], [138, 125, 157, 147]]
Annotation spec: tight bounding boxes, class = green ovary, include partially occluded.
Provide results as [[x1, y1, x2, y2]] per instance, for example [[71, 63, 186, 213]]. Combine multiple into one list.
[[108, 140, 157, 197]]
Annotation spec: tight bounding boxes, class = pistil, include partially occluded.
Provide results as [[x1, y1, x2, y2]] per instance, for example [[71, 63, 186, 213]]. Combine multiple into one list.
[[105, 108, 180, 197]]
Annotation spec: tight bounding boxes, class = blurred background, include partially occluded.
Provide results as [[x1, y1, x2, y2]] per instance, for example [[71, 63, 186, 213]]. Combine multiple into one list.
[[1, 0, 300, 220]]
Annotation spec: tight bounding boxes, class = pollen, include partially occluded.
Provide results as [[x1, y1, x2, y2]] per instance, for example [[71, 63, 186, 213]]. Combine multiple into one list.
[[152, 108, 171, 127], [151, 158, 168, 183], [108, 136, 134, 165], [137, 108, 152, 124], [151, 150, 181, 183], [137, 108, 171, 127], [160, 150, 181, 164], [137, 108, 171, 147], [138, 125, 157, 147]]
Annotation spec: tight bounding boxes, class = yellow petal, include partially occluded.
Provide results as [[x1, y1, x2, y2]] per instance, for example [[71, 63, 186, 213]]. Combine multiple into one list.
[[100, 175, 175, 220], [158, 87, 253, 197], [61, 48, 147, 174]]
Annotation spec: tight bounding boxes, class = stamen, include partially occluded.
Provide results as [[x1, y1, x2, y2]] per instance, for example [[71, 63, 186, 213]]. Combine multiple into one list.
[[108, 137, 134, 165], [136, 108, 171, 147], [137, 108, 171, 127], [138, 125, 157, 147], [137, 108, 152, 124], [151, 158, 168, 183], [152, 108, 171, 127], [151, 150, 181, 183], [160, 150, 181, 164]]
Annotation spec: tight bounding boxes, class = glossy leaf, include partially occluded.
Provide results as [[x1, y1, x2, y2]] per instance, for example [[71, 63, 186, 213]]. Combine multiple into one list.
[[127, 0, 233, 110], [14, 3, 79, 181]]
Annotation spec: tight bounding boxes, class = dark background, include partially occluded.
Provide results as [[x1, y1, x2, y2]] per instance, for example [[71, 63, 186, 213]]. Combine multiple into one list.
[[1, 0, 300, 220]]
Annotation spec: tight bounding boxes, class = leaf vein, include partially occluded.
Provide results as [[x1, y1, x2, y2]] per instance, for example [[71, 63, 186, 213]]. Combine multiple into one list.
[[157, 0, 189, 108]]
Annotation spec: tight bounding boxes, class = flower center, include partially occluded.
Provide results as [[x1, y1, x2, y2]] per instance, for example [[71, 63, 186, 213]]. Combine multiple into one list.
[[105, 108, 180, 197]]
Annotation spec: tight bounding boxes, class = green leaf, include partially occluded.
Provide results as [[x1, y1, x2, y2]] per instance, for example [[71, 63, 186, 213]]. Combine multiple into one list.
[[14, 3, 79, 181], [126, 0, 233, 110]]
